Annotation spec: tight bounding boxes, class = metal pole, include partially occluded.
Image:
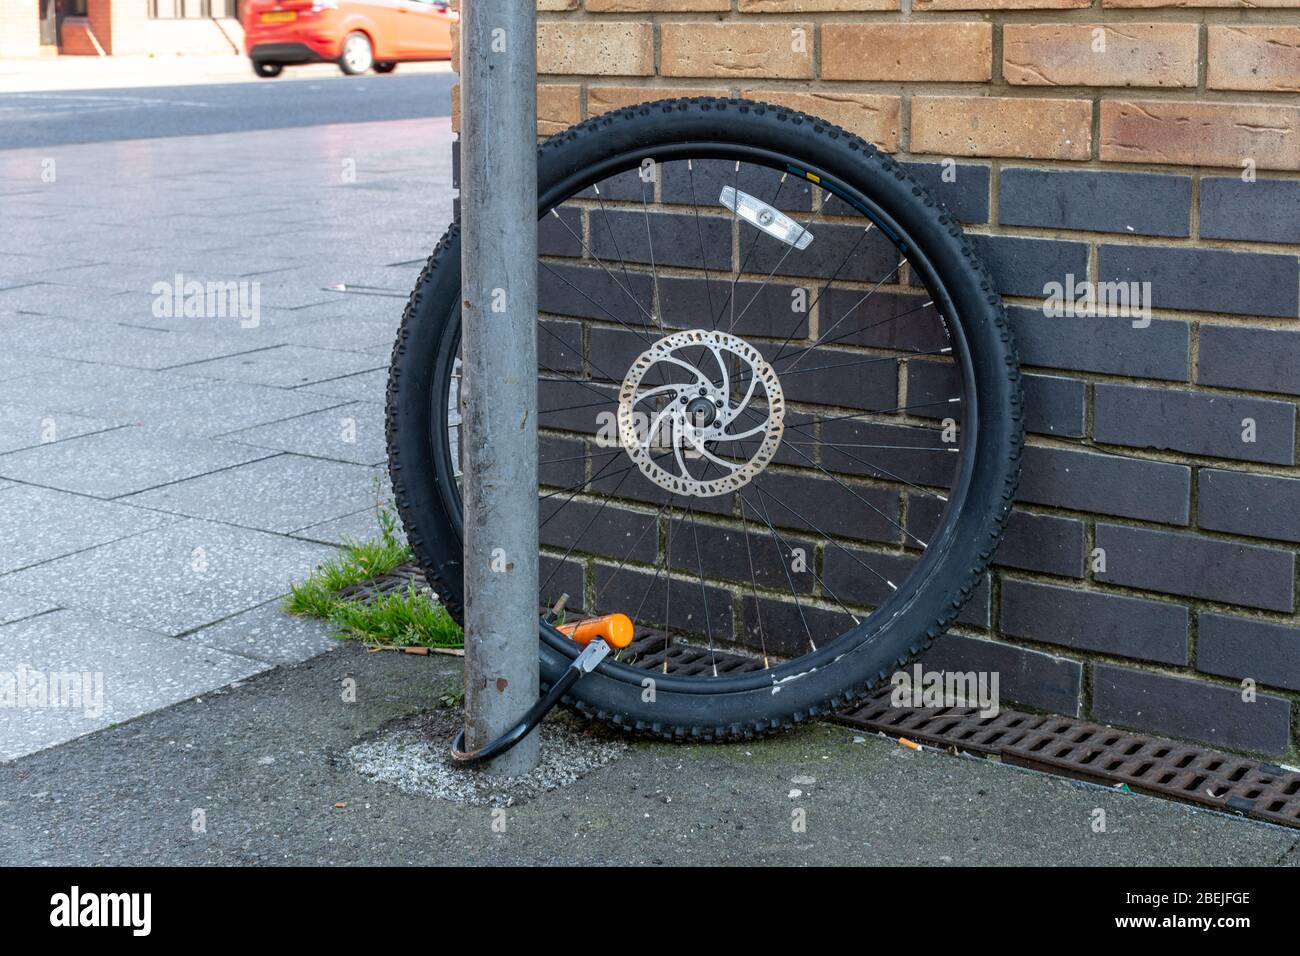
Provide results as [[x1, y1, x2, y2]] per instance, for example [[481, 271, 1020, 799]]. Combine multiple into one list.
[[459, 0, 540, 776]]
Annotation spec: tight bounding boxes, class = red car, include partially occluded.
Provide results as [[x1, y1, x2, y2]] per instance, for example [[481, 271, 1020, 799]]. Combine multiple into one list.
[[243, 0, 456, 78]]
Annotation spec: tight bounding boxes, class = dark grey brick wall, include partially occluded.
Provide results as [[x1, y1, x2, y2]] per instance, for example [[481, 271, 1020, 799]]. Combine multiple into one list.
[[1198, 469, 1300, 544], [1198, 614, 1300, 694], [1097, 244, 1299, 319], [999, 579, 1188, 666], [967, 234, 1089, 299], [1198, 326, 1300, 398], [1095, 524, 1295, 613], [524, 143, 1300, 759], [1200, 178, 1300, 246], [985, 169, 1300, 756], [999, 168, 1192, 238], [1093, 384, 1295, 466], [1093, 665, 1291, 756]]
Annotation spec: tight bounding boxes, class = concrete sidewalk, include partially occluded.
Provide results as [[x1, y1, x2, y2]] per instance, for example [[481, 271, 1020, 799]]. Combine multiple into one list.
[[2, 637, 1296, 866], [0, 117, 452, 761]]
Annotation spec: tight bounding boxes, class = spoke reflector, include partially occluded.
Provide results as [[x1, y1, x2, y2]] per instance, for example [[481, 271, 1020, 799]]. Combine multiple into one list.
[[719, 186, 814, 250]]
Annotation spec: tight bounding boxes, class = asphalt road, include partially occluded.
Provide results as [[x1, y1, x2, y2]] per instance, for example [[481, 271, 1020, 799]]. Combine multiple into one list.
[[0, 71, 455, 150]]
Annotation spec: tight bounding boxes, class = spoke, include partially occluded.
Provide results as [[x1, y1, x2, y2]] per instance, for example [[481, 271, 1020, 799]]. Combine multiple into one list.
[[593, 500, 672, 609], [662, 500, 673, 672], [540, 396, 619, 416], [794, 298, 937, 355], [725, 339, 949, 399], [733, 404, 952, 501], [593, 183, 653, 323], [736, 492, 771, 667], [744, 484, 863, 626], [779, 256, 906, 371], [769, 224, 874, 359], [715, 426, 819, 663], [727, 161, 741, 332], [749, 480, 894, 599], [726, 200, 828, 335], [741, 488, 825, 645], [640, 172, 667, 334], [685, 159, 719, 331], [538, 451, 633, 507], [774, 430, 929, 549], [539, 322, 626, 388], [538, 370, 619, 415], [548, 206, 657, 330], [803, 397, 962, 428], [774, 347, 951, 379], [539, 446, 622, 467], [686, 502, 718, 678], [629, 520, 670, 627], [817, 443, 952, 501], [786, 439, 958, 453], [540, 260, 651, 345], [539, 465, 635, 596], [713, 166, 790, 331]]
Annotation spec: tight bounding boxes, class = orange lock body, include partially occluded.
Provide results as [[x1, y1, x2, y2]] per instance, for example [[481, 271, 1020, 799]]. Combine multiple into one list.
[[557, 613, 634, 650]]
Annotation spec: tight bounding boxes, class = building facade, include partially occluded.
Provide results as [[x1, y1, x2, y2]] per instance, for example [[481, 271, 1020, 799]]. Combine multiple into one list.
[[0, 0, 243, 57]]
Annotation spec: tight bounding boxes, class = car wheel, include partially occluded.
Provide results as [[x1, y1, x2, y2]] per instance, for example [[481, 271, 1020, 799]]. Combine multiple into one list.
[[339, 32, 374, 75], [374, 62, 397, 74], [253, 62, 283, 78]]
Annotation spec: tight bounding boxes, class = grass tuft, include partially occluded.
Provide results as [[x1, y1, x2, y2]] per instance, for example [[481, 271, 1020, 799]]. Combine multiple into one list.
[[284, 500, 464, 649], [330, 583, 463, 649]]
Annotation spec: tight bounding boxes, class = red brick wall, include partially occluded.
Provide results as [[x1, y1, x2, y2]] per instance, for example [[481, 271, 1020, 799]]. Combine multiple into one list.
[[59, 18, 103, 54]]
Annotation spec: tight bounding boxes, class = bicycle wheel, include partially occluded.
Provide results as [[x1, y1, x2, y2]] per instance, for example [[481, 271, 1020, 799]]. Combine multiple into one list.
[[387, 97, 1023, 740]]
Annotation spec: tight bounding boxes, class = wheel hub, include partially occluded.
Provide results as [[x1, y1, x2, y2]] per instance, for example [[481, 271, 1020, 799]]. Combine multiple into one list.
[[617, 329, 785, 498], [685, 395, 718, 428]]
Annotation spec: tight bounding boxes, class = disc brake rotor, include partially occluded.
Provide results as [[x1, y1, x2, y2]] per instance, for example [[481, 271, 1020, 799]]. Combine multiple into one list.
[[617, 329, 785, 498]]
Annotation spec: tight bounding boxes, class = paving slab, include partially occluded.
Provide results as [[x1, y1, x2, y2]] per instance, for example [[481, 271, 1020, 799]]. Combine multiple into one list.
[[0, 609, 268, 762], [82, 380, 347, 439], [0, 518, 334, 636], [0, 643, 1294, 866], [297, 367, 390, 406], [0, 585, 59, 626], [10, 317, 277, 371], [0, 364, 191, 416], [218, 401, 387, 466], [0, 351, 88, 382], [182, 601, 343, 665], [122, 455, 382, 534], [292, 505, 404, 547], [0, 403, 123, 454], [0, 425, 277, 498], [172, 345, 386, 387], [0, 282, 128, 316], [0, 484, 176, 574], [279, 315, 402, 352]]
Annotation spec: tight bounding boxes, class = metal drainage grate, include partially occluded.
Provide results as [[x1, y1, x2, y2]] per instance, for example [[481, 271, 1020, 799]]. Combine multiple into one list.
[[335, 562, 432, 604], [622, 630, 766, 677], [338, 567, 1300, 829], [838, 687, 1300, 830]]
